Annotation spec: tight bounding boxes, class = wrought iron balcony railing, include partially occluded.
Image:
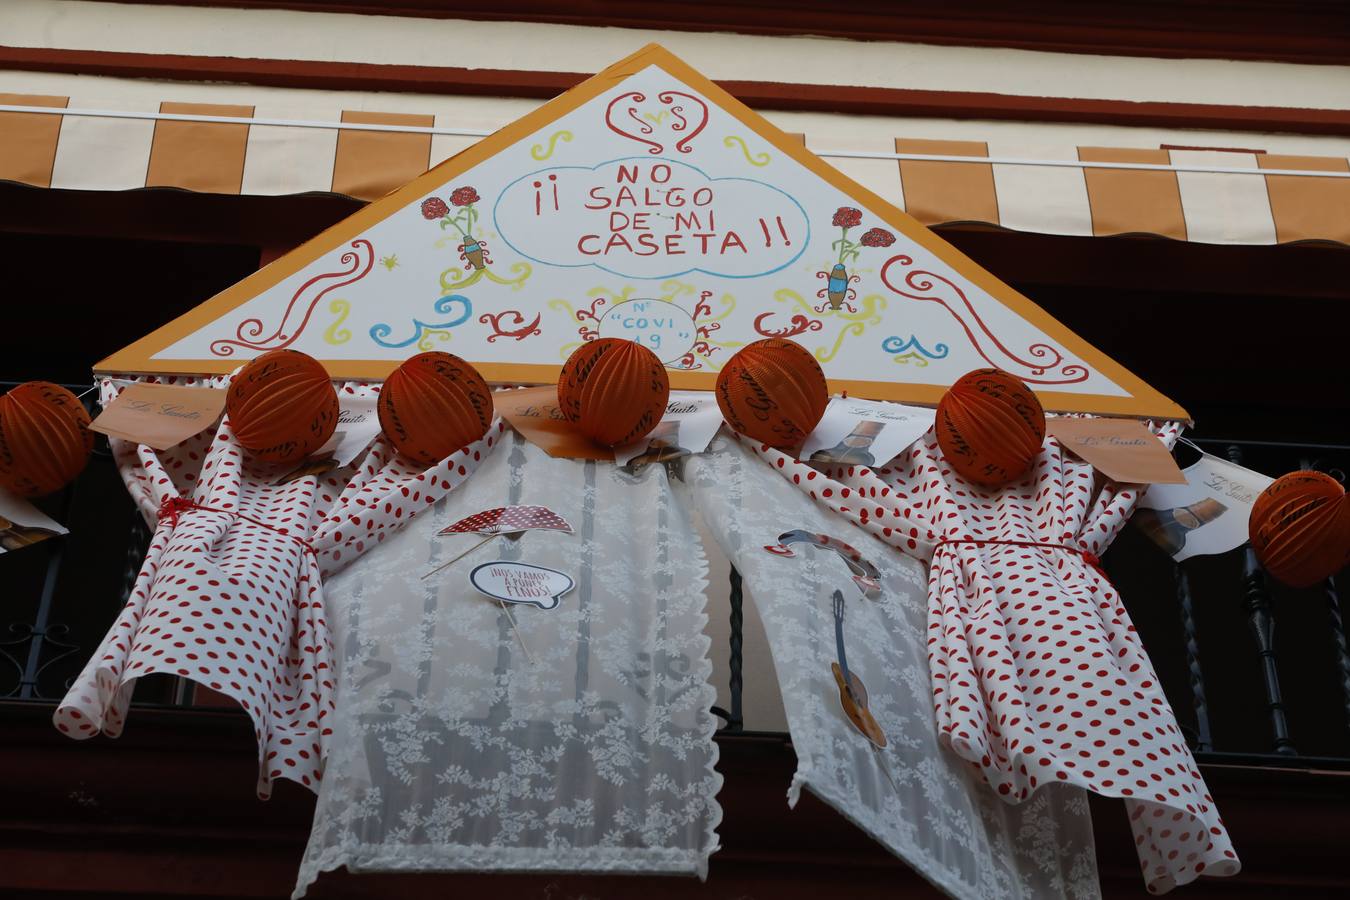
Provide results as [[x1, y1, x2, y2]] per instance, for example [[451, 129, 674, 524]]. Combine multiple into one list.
[[3, 381, 1347, 766]]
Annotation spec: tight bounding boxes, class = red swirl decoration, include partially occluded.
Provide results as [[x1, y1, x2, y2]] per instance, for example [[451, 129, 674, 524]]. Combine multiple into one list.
[[879, 254, 1089, 385], [658, 91, 708, 154], [479, 310, 542, 343], [604, 90, 709, 155], [573, 296, 607, 342], [575, 296, 608, 325], [605, 92, 662, 155], [754, 312, 824, 339], [211, 240, 374, 357]]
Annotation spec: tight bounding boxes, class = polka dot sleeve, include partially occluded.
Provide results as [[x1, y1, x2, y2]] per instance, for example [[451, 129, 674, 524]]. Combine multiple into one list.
[[53, 375, 505, 799], [742, 421, 1239, 894]]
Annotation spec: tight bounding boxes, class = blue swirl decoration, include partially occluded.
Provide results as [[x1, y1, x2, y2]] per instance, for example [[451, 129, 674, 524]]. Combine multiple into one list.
[[370, 294, 473, 348], [881, 334, 950, 362]]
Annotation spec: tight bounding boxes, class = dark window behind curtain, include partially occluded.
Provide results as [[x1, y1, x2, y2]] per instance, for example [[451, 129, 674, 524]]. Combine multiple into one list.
[[0, 227, 259, 701]]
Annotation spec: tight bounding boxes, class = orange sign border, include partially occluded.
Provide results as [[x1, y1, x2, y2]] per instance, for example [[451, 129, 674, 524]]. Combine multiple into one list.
[[96, 43, 1188, 421]]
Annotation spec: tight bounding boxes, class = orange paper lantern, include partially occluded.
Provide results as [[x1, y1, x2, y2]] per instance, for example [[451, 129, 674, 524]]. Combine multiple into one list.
[[226, 349, 338, 465], [557, 338, 670, 447], [0, 381, 93, 497], [1249, 470, 1350, 588], [935, 368, 1046, 489], [379, 351, 494, 465], [715, 338, 828, 450]]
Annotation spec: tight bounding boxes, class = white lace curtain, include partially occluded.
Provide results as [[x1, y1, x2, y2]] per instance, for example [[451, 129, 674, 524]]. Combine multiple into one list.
[[296, 432, 1096, 898], [682, 436, 1102, 900], [54, 374, 505, 797], [295, 432, 721, 895]]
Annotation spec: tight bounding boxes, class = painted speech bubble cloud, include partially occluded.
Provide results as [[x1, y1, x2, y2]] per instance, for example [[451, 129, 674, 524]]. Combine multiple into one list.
[[493, 157, 809, 279], [470, 561, 575, 611]]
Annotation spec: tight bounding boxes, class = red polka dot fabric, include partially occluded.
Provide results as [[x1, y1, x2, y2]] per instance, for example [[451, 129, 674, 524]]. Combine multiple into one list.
[[741, 420, 1240, 894], [54, 375, 505, 799], [441, 504, 573, 536]]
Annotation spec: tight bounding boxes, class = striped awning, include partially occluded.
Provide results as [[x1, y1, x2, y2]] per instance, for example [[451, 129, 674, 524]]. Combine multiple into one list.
[[3, 92, 1348, 247]]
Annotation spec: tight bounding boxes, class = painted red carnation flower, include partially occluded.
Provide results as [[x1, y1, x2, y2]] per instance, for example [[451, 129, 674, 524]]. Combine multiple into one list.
[[450, 186, 481, 207], [860, 227, 896, 248], [421, 197, 449, 220], [832, 207, 863, 228]]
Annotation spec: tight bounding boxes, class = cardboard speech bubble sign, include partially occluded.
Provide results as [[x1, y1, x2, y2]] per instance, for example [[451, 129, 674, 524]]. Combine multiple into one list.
[[470, 561, 575, 611]]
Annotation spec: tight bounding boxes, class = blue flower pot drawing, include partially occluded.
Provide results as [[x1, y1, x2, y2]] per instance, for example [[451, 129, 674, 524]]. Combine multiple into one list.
[[463, 238, 485, 270], [827, 263, 849, 310]]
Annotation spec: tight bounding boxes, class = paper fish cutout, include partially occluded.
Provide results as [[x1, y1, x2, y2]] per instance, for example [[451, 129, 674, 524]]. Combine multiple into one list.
[[764, 529, 882, 599]]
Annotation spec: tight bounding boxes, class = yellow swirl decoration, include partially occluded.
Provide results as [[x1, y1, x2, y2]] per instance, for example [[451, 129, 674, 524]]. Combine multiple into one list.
[[417, 329, 453, 351], [587, 284, 635, 303], [323, 299, 352, 345], [815, 322, 867, 363], [483, 261, 533, 290], [705, 293, 737, 322], [548, 298, 577, 319], [660, 279, 696, 299], [441, 266, 485, 292], [891, 352, 932, 368], [729, 134, 772, 167], [530, 130, 574, 161], [724, 135, 771, 167], [559, 341, 582, 359], [774, 288, 817, 319], [835, 293, 887, 325]]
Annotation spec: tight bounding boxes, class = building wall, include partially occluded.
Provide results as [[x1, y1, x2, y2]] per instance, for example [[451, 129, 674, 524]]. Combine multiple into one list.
[[4, 0, 1350, 114]]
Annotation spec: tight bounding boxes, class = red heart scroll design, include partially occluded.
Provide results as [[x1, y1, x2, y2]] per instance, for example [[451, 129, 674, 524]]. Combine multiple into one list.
[[604, 90, 710, 155]]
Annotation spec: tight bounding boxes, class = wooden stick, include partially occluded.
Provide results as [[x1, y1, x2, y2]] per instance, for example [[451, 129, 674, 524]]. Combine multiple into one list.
[[421, 534, 497, 579], [498, 600, 535, 665]]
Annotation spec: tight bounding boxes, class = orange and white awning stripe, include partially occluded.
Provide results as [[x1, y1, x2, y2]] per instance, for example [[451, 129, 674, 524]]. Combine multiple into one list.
[[2, 92, 1348, 246]]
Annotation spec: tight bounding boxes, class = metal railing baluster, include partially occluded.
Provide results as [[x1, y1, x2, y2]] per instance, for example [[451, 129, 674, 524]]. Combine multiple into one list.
[[1174, 561, 1213, 752], [726, 566, 744, 733], [1324, 576, 1350, 732], [1228, 444, 1298, 756]]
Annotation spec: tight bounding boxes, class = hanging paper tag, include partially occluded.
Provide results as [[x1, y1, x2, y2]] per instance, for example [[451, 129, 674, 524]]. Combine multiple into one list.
[[614, 391, 724, 466], [318, 394, 382, 469], [0, 488, 68, 554], [1047, 417, 1186, 484], [800, 397, 935, 469], [497, 386, 611, 460], [90, 383, 225, 451], [1136, 453, 1273, 561], [276, 394, 381, 483], [470, 561, 575, 610]]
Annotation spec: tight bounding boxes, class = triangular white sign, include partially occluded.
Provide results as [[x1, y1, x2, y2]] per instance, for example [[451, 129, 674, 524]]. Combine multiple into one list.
[[99, 44, 1185, 420]]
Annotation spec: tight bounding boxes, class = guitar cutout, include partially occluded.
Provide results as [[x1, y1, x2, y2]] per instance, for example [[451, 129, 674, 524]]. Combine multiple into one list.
[[831, 590, 886, 748]]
